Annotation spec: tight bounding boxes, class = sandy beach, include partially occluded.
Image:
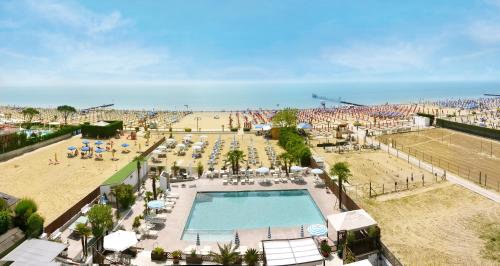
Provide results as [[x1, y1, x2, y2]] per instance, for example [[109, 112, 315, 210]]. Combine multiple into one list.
[[0, 134, 148, 223]]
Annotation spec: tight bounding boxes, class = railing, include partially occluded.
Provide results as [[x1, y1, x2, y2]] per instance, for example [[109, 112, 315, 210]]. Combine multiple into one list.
[[380, 241, 403, 266], [44, 186, 100, 235]]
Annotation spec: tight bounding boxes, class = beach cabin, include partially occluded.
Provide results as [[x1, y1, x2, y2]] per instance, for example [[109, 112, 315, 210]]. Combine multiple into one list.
[[99, 159, 148, 204]]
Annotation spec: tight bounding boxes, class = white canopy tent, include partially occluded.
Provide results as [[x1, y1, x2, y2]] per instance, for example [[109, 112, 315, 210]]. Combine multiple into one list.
[[1, 239, 67, 265], [104, 230, 138, 252], [262, 238, 324, 266], [327, 209, 377, 232]]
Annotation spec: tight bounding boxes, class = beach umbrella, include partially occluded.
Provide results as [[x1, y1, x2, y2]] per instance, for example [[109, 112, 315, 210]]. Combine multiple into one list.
[[196, 233, 201, 246], [147, 200, 165, 210], [152, 149, 162, 154], [262, 125, 272, 131], [194, 141, 204, 147], [267, 227, 271, 239], [67, 146, 77, 151], [81, 146, 90, 152], [99, 194, 108, 205], [300, 225, 304, 238], [254, 124, 264, 129], [104, 230, 138, 252], [176, 143, 186, 150], [291, 166, 303, 172], [192, 145, 202, 151], [95, 148, 105, 153], [297, 123, 312, 129], [307, 224, 328, 237], [95, 140, 104, 145], [235, 231, 240, 246], [311, 168, 324, 175], [82, 140, 89, 144], [256, 167, 269, 174], [121, 143, 129, 148]]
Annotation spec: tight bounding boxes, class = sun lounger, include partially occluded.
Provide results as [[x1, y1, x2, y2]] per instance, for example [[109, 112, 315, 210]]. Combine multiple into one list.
[[241, 179, 246, 185], [281, 177, 288, 183], [248, 178, 254, 184], [223, 179, 228, 185], [165, 192, 180, 199], [232, 179, 238, 185], [274, 178, 280, 184]]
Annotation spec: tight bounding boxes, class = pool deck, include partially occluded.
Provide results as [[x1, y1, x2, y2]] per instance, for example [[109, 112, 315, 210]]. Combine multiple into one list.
[[122, 176, 340, 252]]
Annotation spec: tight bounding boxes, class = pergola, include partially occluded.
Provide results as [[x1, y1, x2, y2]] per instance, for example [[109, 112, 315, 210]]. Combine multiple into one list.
[[262, 237, 324, 266], [1, 239, 67, 265], [327, 209, 377, 232]]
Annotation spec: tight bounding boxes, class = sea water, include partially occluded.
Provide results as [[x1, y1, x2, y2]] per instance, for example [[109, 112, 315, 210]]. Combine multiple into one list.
[[1, 81, 497, 110]]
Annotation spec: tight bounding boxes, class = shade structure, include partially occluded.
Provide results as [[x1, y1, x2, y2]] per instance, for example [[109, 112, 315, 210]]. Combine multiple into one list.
[[95, 140, 104, 145], [254, 124, 264, 129], [176, 143, 186, 149], [311, 168, 324, 175], [262, 125, 272, 131], [147, 200, 165, 209], [152, 149, 162, 154], [192, 145, 202, 151], [166, 138, 176, 143], [81, 146, 90, 152], [103, 230, 138, 252], [95, 148, 105, 153], [67, 146, 76, 151], [262, 238, 323, 266], [257, 167, 270, 174], [327, 209, 377, 232], [307, 224, 327, 236], [194, 141, 204, 147], [1, 239, 67, 265], [290, 166, 303, 172], [121, 143, 129, 148], [82, 140, 89, 144]]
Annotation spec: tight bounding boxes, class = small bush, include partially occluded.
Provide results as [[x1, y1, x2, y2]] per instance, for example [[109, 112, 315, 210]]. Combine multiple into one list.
[[184, 128, 192, 132], [230, 127, 238, 132], [243, 127, 251, 132], [114, 184, 136, 210], [25, 213, 44, 238], [0, 211, 11, 234], [244, 248, 259, 266], [0, 199, 8, 211], [14, 198, 37, 230], [133, 216, 141, 229], [152, 246, 164, 255]]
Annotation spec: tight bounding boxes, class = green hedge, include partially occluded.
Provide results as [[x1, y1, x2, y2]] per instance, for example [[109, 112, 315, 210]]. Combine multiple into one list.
[[81, 121, 123, 139], [278, 127, 311, 166], [0, 125, 80, 154], [417, 113, 435, 125], [436, 118, 500, 140]]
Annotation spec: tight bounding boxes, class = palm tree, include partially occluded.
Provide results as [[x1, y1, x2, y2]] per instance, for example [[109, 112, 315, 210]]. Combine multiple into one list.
[[210, 242, 239, 265], [21, 108, 39, 129], [74, 223, 91, 257], [56, 105, 77, 125], [224, 150, 246, 175], [133, 155, 145, 193], [329, 162, 351, 210], [278, 152, 294, 177]]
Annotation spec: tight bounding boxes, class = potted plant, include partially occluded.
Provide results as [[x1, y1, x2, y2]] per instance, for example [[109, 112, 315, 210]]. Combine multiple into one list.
[[320, 240, 332, 258], [186, 249, 203, 264], [243, 248, 259, 266], [151, 247, 166, 261], [172, 250, 182, 264], [132, 216, 141, 232]]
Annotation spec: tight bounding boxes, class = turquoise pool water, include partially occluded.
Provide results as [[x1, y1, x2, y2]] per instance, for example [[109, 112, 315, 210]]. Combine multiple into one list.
[[182, 189, 325, 241]]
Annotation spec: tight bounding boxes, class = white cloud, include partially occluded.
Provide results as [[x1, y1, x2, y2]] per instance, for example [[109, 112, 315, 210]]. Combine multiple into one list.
[[322, 42, 433, 73], [468, 20, 500, 44], [25, 0, 126, 35]]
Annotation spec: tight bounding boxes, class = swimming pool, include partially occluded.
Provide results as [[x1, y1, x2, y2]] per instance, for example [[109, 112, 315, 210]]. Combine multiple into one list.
[[182, 189, 325, 241]]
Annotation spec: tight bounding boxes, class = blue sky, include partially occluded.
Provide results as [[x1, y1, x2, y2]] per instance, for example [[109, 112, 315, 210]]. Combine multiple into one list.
[[1, 0, 500, 86]]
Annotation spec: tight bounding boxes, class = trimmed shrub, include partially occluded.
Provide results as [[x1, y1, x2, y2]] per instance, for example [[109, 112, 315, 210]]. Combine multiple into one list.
[[14, 198, 37, 230], [184, 128, 192, 132], [230, 127, 238, 132], [243, 127, 251, 132], [25, 213, 44, 238], [0, 211, 11, 234], [81, 121, 123, 139], [436, 118, 500, 140]]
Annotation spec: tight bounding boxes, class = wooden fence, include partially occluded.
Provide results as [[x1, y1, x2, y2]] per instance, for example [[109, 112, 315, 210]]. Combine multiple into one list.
[[141, 137, 166, 157], [44, 186, 101, 235]]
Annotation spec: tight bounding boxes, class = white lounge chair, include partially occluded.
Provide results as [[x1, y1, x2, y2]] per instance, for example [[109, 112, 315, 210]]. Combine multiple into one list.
[[274, 178, 280, 184], [166, 192, 180, 199], [223, 179, 228, 185], [232, 179, 238, 185]]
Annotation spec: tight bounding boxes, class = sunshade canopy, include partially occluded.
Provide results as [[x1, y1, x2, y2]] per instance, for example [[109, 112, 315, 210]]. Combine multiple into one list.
[[103, 230, 138, 252], [327, 209, 377, 232], [262, 238, 323, 266], [1, 239, 67, 265]]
